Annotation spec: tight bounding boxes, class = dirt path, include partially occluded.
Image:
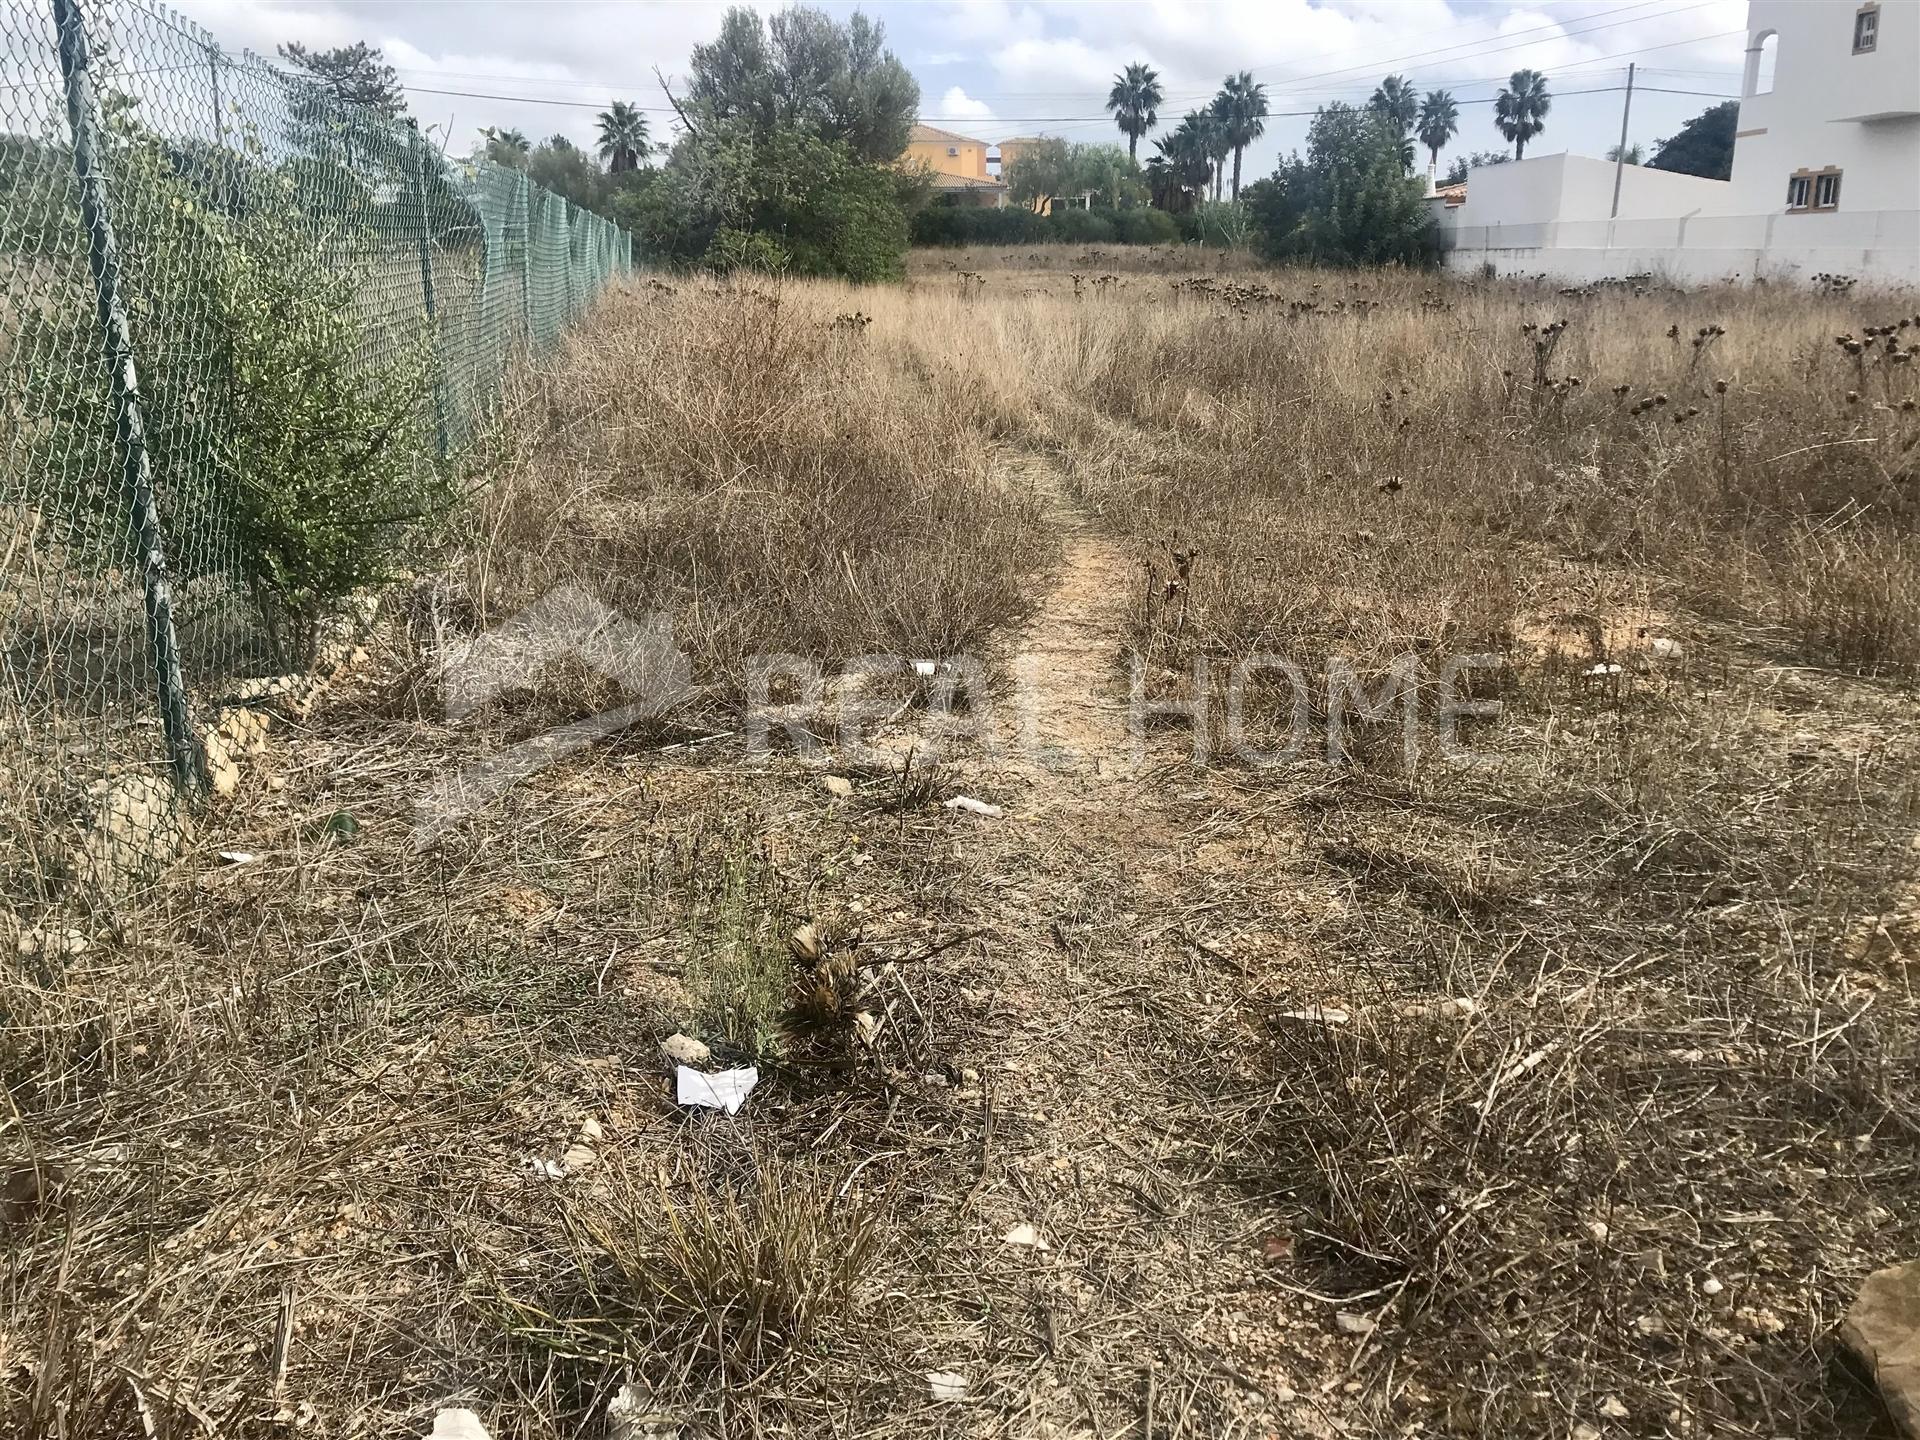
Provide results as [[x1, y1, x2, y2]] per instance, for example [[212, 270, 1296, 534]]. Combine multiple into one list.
[[994, 457, 1139, 791], [918, 455, 1338, 1438]]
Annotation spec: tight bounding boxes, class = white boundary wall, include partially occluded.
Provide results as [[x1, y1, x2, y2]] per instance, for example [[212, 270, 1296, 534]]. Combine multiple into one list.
[[1438, 206, 1920, 286], [1430, 153, 1919, 287]]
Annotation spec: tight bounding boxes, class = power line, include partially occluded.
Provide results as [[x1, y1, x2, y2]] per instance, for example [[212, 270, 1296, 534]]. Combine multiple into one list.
[[1151, 0, 1677, 103], [384, 0, 1679, 105], [391, 9, 1745, 140], [387, 3, 1743, 120], [1148, 0, 1723, 106], [398, 77, 1735, 126]]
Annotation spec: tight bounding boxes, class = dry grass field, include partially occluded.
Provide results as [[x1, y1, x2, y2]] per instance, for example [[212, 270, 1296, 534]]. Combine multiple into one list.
[[5, 245, 1919, 1440]]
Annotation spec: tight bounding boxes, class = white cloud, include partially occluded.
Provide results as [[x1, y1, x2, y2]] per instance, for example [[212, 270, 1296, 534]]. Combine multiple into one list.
[[936, 85, 998, 126]]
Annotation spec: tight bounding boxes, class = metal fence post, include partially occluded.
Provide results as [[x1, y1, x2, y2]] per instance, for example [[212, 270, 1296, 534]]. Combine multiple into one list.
[[51, 0, 206, 796], [407, 125, 449, 458], [563, 200, 578, 323], [207, 41, 224, 149], [519, 172, 535, 349]]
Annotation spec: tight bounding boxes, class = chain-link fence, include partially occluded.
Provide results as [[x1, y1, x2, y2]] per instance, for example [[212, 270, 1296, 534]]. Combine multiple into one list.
[[0, 0, 631, 912]]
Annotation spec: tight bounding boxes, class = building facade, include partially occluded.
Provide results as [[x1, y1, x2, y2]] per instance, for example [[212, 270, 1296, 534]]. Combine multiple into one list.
[[1431, 0, 1919, 285], [902, 124, 1008, 207], [1729, 0, 1920, 218]]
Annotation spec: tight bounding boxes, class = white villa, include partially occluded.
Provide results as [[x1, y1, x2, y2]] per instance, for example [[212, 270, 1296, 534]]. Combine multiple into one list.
[[1432, 0, 1920, 285]]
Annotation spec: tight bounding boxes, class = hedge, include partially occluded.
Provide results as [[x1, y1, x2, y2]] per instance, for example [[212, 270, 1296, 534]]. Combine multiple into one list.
[[911, 204, 1179, 248]]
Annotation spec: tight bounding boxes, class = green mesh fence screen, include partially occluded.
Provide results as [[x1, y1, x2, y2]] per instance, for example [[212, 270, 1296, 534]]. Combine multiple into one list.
[[0, 0, 630, 911]]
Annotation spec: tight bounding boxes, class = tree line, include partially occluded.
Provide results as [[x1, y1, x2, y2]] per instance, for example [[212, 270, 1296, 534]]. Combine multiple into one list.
[[1102, 57, 1735, 196], [274, 12, 1742, 281]]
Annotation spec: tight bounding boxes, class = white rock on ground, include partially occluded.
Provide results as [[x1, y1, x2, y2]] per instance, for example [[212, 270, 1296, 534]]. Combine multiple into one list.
[[659, 1033, 711, 1065], [1843, 1258, 1920, 1438]]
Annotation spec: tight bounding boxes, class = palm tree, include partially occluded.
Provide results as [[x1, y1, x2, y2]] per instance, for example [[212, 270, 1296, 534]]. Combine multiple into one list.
[[1151, 126, 1211, 211], [1156, 115, 1214, 209], [596, 100, 649, 174], [1606, 141, 1644, 165], [1213, 71, 1269, 201], [1494, 68, 1551, 159], [1192, 102, 1230, 202], [481, 126, 531, 167], [1416, 89, 1459, 182], [1368, 74, 1419, 173], [1106, 62, 1164, 163]]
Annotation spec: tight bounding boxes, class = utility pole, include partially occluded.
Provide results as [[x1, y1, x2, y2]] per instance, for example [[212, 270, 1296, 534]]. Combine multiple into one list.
[[1610, 62, 1636, 220]]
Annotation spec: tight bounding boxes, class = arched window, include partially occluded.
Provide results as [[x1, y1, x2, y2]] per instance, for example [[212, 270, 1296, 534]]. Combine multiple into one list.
[[1743, 30, 1778, 98]]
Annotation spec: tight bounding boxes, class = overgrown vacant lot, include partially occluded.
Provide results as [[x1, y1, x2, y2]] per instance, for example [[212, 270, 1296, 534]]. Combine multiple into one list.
[[6, 249, 1919, 1439]]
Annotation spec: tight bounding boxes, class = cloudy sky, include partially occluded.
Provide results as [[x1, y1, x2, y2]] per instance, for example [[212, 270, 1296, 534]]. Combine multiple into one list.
[[180, 0, 1753, 176]]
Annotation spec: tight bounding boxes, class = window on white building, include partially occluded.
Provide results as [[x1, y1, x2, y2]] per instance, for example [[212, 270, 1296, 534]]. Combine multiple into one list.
[[1787, 170, 1843, 212], [1745, 30, 1778, 96], [1854, 3, 1880, 54]]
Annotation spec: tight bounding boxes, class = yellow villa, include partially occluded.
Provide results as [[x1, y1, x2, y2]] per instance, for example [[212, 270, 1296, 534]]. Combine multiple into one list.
[[901, 123, 1008, 208]]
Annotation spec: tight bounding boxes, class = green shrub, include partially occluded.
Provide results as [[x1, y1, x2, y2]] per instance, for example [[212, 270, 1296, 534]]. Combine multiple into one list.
[[210, 177, 445, 664], [6, 116, 450, 666], [911, 202, 1178, 248], [1113, 207, 1178, 245], [909, 204, 1044, 247], [1189, 200, 1255, 250], [622, 123, 909, 282], [705, 227, 792, 275], [1048, 209, 1116, 244], [1248, 104, 1440, 268]]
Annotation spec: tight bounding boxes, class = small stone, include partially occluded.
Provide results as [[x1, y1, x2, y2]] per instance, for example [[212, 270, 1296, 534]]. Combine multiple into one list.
[[17, 927, 87, 958], [1842, 1258, 1920, 1438], [821, 775, 854, 799], [1333, 1311, 1376, 1336], [1599, 1396, 1629, 1419], [660, 1033, 711, 1066], [1701, 1276, 1724, 1296]]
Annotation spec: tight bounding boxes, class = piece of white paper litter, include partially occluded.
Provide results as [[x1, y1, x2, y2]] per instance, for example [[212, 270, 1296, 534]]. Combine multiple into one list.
[[944, 796, 1003, 819], [676, 1065, 758, 1115], [427, 1409, 492, 1440], [926, 1370, 969, 1402]]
